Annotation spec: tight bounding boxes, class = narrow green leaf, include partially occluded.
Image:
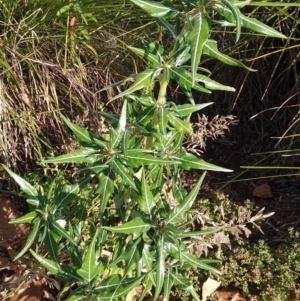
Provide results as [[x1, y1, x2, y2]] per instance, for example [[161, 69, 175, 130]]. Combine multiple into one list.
[[29, 249, 61, 275], [138, 274, 154, 301], [111, 159, 138, 191], [126, 151, 181, 168], [47, 180, 56, 202], [95, 111, 119, 125], [77, 228, 102, 283], [99, 229, 107, 244], [176, 228, 219, 238], [56, 176, 92, 209], [65, 291, 86, 301], [96, 169, 114, 222], [124, 238, 144, 276], [157, 107, 169, 135], [233, 0, 251, 8], [138, 105, 156, 126], [60, 264, 82, 282], [169, 67, 211, 94], [172, 21, 190, 56], [171, 273, 190, 288], [112, 239, 126, 261], [203, 39, 256, 71], [142, 246, 154, 273], [186, 284, 201, 301], [192, 258, 221, 264], [9, 211, 37, 224], [195, 73, 235, 92], [148, 40, 165, 60], [111, 100, 127, 149], [102, 217, 151, 235], [168, 113, 193, 134], [180, 83, 195, 104], [60, 114, 93, 145], [122, 129, 131, 159], [43, 147, 98, 164], [163, 224, 185, 236], [109, 68, 160, 102], [136, 95, 156, 107], [163, 270, 174, 301], [154, 18, 176, 39], [189, 13, 210, 85], [177, 151, 232, 172], [179, 251, 221, 274], [172, 176, 187, 202], [2, 165, 39, 207], [94, 275, 144, 299], [165, 172, 206, 225], [217, 6, 286, 39], [163, 130, 183, 150], [175, 47, 191, 67], [151, 165, 164, 190], [174, 103, 213, 117], [139, 167, 155, 214], [171, 274, 200, 301], [240, 14, 286, 38], [128, 46, 161, 67], [79, 164, 107, 175], [57, 4, 71, 15], [167, 243, 221, 274], [130, 0, 178, 18], [44, 229, 59, 262], [93, 137, 108, 149], [50, 219, 77, 246], [110, 237, 141, 265], [153, 237, 165, 301], [15, 218, 41, 260], [94, 274, 121, 291], [221, 0, 242, 41]]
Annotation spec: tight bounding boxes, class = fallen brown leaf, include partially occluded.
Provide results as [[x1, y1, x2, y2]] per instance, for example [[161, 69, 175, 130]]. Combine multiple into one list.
[[0, 197, 29, 243], [202, 277, 221, 301], [3, 279, 44, 301], [215, 290, 248, 301], [253, 183, 273, 199]]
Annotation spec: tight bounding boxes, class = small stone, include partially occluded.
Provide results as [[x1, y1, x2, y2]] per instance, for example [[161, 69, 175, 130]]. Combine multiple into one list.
[[253, 183, 273, 198]]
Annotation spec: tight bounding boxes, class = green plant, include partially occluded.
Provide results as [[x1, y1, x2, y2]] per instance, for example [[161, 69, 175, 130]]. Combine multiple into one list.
[[220, 238, 300, 301], [2, 0, 286, 300]]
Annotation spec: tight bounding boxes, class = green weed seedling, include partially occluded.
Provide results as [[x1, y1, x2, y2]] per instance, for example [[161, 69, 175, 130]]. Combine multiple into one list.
[[3, 0, 286, 300]]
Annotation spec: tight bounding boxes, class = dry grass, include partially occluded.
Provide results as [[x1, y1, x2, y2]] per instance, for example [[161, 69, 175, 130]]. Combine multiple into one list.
[[0, 0, 154, 171]]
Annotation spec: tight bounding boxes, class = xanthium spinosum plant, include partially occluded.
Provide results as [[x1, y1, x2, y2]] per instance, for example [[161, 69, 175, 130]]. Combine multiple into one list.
[[2, 0, 286, 300]]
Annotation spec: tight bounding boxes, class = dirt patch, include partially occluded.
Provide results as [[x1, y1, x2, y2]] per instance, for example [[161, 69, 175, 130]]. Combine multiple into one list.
[[0, 197, 29, 263]]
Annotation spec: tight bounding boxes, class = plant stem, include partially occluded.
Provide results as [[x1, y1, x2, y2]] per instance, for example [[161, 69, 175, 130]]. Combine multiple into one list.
[[146, 70, 169, 149], [157, 69, 168, 107], [64, 15, 70, 72]]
